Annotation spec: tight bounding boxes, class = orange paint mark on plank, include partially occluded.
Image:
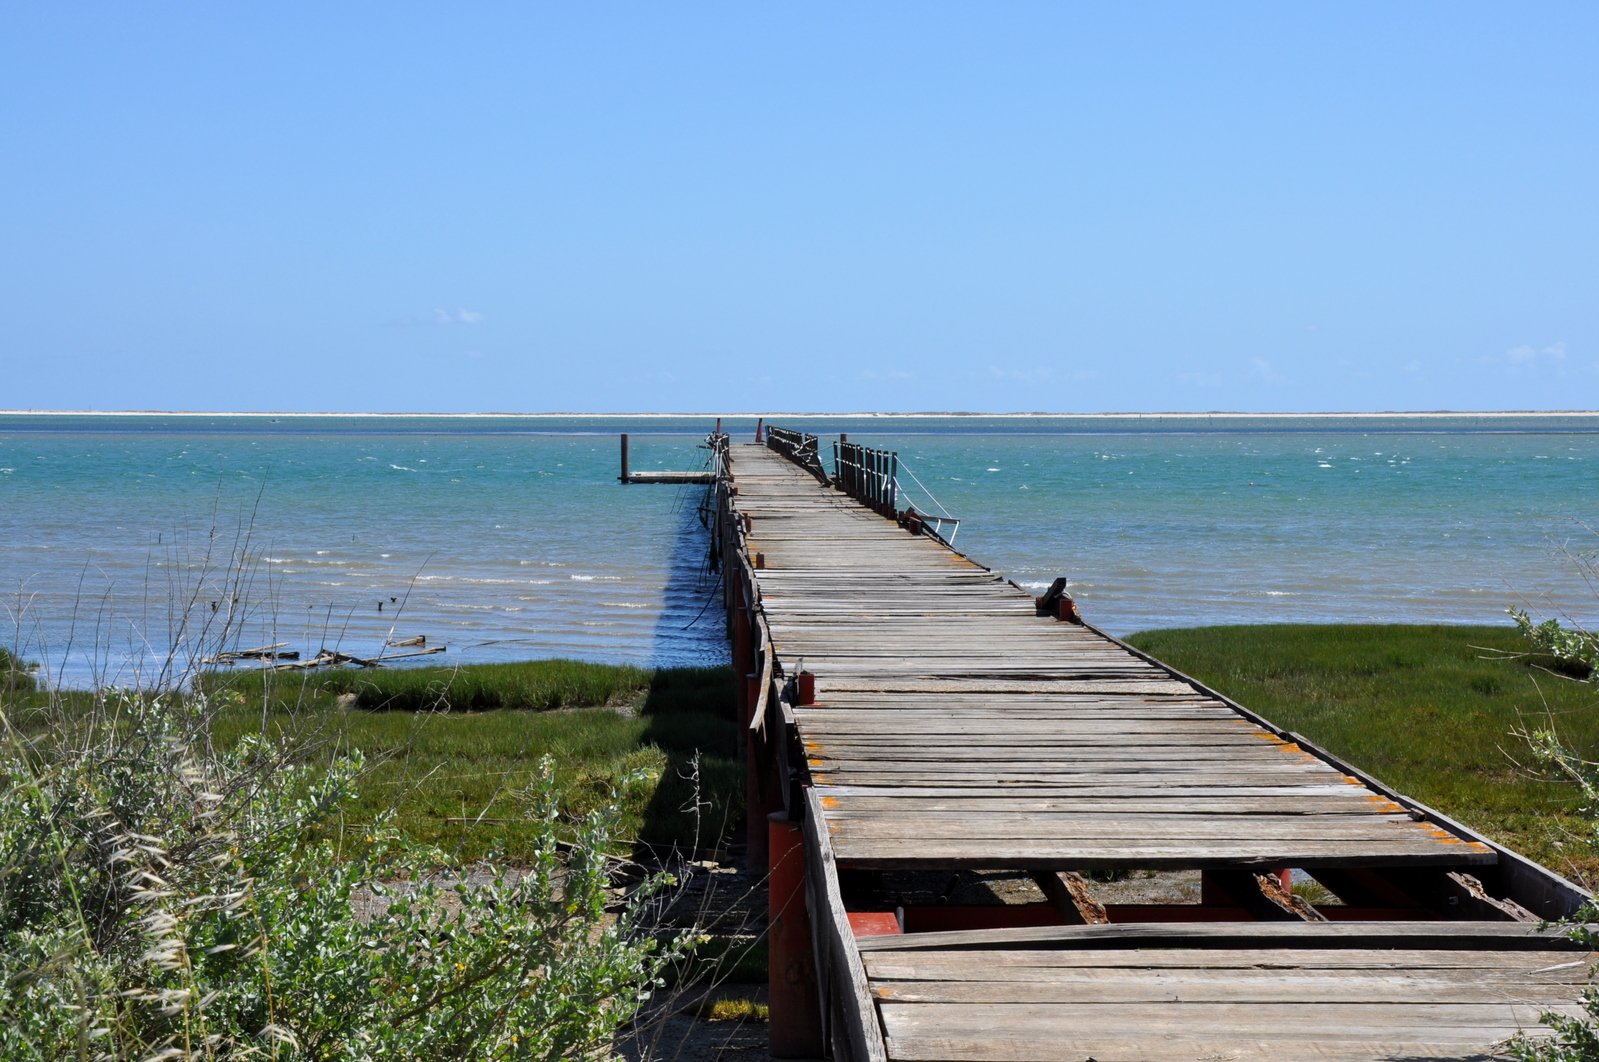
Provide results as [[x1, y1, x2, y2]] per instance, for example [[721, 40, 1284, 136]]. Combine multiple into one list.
[[847, 912, 902, 938]]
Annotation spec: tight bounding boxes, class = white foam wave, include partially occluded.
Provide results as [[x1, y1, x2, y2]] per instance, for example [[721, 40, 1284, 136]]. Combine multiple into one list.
[[414, 574, 555, 586]]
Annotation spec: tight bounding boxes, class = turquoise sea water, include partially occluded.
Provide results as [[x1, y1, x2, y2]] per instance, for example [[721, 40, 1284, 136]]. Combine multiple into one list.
[[2, 414, 1596, 689]]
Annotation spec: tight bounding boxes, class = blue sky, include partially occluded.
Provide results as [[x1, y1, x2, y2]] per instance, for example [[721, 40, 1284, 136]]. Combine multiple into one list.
[[3, 3, 1594, 413]]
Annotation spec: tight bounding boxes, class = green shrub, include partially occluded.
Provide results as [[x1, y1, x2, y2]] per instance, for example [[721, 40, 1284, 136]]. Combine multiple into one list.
[[0, 690, 683, 1060]]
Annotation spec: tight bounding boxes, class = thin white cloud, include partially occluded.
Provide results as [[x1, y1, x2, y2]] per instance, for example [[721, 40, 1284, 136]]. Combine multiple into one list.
[[1507, 340, 1565, 365], [1494, 340, 1569, 377], [434, 308, 486, 326], [1250, 357, 1284, 384], [861, 367, 916, 382], [986, 365, 1061, 385]]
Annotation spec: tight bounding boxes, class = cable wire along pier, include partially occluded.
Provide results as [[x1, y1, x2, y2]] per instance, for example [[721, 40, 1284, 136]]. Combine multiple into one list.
[[699, 426, 1593, 1061]]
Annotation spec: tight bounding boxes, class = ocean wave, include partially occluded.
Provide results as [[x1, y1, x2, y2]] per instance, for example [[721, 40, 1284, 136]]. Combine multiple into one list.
[[414, 575, 555, 586]]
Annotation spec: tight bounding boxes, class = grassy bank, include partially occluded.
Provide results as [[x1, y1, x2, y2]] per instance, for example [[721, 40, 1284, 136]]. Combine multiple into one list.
[[1125, 623, 1599, 884], [0, 659, 740, 864], [200, 660, 741, 863]]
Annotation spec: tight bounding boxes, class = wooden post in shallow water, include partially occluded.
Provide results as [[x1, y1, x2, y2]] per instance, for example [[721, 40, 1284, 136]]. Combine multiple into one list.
[[618, 433, 630, 483]]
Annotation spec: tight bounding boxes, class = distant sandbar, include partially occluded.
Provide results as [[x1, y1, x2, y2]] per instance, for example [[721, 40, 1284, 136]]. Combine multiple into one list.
[[5, 409, 1598, 420]]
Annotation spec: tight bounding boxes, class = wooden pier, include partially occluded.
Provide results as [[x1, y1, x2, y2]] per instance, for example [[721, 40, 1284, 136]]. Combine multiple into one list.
[[708, 431, 1593, 1061]]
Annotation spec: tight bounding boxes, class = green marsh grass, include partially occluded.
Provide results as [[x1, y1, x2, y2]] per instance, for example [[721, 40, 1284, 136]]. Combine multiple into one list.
[[1126, 624, 1599, 884], [201, 659, 740, 863]]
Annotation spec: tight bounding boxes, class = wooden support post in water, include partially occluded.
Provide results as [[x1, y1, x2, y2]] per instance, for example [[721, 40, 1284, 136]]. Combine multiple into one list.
[[618, 433, 630, 483], [768, 811, 824, 1058]]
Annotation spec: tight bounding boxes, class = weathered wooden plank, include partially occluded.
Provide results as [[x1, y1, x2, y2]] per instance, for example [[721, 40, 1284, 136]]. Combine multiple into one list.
[[881, 1032, 1556, 1061], [861, 948, 1593, 975], [871, 974, 1585, 1004], [828, 842, 1495, 871], [877, 999, 1579, 1033]]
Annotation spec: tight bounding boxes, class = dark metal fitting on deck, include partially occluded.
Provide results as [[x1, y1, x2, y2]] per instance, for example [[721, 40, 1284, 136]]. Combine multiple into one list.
[[754, 551, 766, 570], [1035, 576, 1067, 615], [793, 670, 816, 706], [1034, 576, 1084, 623]]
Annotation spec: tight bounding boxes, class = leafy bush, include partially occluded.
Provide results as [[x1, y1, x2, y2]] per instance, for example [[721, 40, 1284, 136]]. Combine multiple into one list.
[[0, 689, 683, 1060], [1509, 721, 1599, 1061], [1511, 607, 1598, 680], [1508, 551, 1599, 1059]]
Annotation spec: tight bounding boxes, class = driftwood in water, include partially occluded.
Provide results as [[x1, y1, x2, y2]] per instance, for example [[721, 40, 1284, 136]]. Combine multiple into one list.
[[272, 649, 379, 672], [267, 643, 447, 671], [379, 646, 447, 661], [387, 635, 426, 648], [203, 643, 299, 665]]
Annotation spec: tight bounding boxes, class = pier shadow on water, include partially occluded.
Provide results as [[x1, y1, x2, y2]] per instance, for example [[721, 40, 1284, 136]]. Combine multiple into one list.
[[633, 484, 742, 861]]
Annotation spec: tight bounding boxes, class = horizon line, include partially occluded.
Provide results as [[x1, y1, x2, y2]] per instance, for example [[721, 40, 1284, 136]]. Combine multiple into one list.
[[5, 408, 1599, 419]]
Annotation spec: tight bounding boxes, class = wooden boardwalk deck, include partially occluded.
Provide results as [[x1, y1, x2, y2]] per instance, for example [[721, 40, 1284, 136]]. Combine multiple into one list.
[[714, 439, 1592, 1061]]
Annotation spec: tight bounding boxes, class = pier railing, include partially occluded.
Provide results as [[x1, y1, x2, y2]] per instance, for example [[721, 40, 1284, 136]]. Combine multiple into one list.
[[765, 425, 829, 484], [707, 430, 730, 477], [833, 440, 897, 516]]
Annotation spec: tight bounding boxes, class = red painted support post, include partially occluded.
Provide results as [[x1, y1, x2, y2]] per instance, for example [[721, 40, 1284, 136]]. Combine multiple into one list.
[[768, 811, 824, 1058], [755, 417, 764, 443], [731, 600, 750, 717]]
